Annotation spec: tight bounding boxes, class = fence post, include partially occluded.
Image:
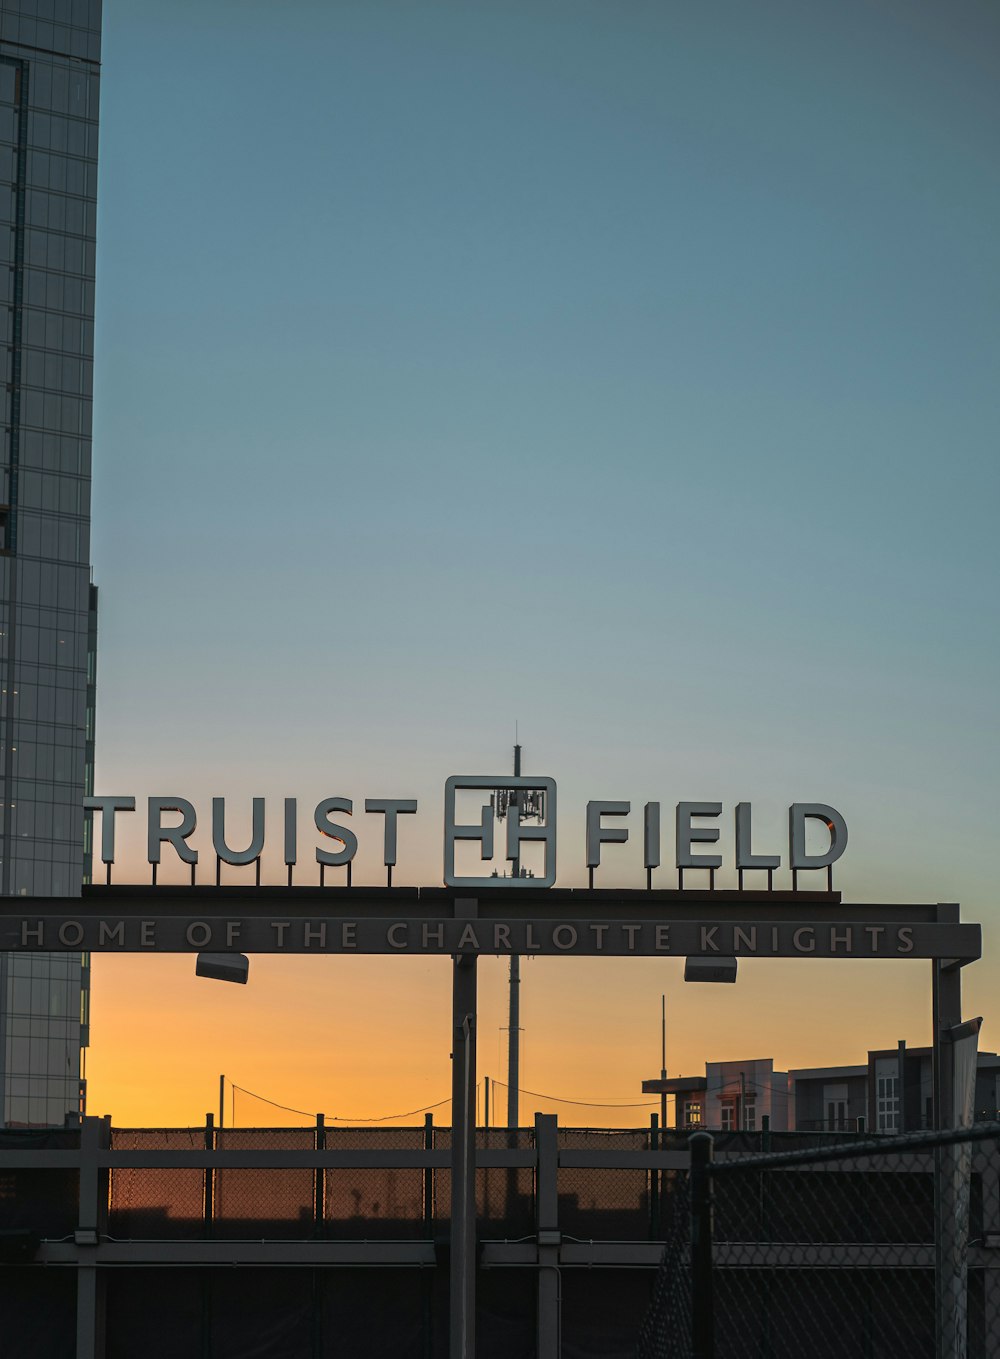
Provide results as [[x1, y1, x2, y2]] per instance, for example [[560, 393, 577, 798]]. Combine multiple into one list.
[[204, 1112, 215, 1238], [650, 1113, 660, 1238], [690, 1131, 715, 1359], [315, 1113, 326, 1236], [423, 1111, 435, 1359], [932, 957, 964, 1359], [75, 1114, 108, 1359], [423, 1112, 435, 1233]]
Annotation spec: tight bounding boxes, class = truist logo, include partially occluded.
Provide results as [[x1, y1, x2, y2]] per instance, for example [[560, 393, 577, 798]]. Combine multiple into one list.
[[444, 775, 557, 889]]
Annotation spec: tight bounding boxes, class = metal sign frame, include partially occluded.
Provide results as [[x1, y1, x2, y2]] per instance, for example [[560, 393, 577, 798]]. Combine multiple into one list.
[[0, 884, 980, 1359]]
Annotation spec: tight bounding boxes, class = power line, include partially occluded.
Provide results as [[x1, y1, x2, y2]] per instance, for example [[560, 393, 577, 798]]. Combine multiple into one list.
[[492, 1079, 659, 1109], [230, 1080, 455, 1124], [227, 1076, 658, 1121]]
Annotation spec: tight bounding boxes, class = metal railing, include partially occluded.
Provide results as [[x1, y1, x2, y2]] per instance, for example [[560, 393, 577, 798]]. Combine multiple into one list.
[[0, 1112, 696, 1359]]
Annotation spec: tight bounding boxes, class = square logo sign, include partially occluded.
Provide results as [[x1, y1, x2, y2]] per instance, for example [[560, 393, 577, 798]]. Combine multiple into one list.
[[444, 775, 557, 889]]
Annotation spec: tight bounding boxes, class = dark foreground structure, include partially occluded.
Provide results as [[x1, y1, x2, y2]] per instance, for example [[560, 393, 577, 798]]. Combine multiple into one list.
[[1, 1113, 998, 1358]]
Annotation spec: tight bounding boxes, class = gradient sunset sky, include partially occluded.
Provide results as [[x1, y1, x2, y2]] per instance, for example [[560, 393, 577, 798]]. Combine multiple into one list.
[[85, 0, 999, 1127]]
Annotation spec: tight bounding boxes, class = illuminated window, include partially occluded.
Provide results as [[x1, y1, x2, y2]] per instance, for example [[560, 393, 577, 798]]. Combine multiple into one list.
[[877, 1075, 899, 1132]]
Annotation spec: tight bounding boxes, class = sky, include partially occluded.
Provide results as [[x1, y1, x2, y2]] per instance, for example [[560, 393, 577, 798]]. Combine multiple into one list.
[[85, 0, 1000, 1127]]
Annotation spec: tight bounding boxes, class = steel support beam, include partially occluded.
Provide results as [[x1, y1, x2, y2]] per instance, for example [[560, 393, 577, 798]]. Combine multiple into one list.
[[75, 1116, 108, 1359], [535, 1113, 560, 1359], [450, 932, 477, 1359]]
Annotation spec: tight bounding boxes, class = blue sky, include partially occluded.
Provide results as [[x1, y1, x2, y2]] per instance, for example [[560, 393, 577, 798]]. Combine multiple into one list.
[[86, 0, 1000, 1123]]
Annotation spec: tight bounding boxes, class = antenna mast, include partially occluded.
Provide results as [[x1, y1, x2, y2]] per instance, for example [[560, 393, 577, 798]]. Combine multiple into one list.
[[508, 742, 521, 1130]]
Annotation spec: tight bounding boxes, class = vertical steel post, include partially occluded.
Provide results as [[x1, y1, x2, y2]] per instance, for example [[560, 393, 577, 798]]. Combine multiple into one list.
[[314, 1113, 326, 1235], [450, 946, 477, 1359], [898, 1039, 907, 1133], [75, 1115, 108, 1359], [204, 1112, 215, 1238], [423, 1111, 435, 1359], [507, 956, 520, 1130], [650, 1113, 660, 1238], [423, 1112, 435, 1233], [507, 746, 521, 1131], [535, 1112, 560, 1359], [690, 1131, 715, 1359], [660, 993, 667, 1133]]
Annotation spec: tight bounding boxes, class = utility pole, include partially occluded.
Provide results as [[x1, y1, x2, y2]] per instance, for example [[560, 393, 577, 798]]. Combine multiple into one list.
[[507, 742, 522, 1130], [740, 1070, 747, 1131], [660, 995, 667, 1131]]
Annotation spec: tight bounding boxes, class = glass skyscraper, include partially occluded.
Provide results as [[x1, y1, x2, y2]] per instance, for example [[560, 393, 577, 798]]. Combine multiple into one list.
[[0, 0, 101, 1126]]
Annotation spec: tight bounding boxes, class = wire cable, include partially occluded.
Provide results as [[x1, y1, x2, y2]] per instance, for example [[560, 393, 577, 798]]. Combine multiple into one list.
[[491, 1079, 659, 1109], [230, 1080, 454, 1124]]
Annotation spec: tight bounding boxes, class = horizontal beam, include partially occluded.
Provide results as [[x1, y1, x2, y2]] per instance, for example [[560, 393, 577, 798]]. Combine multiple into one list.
[[33, 1239, 1000, 1271], [100, 1149, 451, 1169], [478, 1241, 1000, 1271], [558, 1151, 690, 1169], [5, 1143, 991, 1173], [80, 885, 844, 912], [0, 1149, 533, 1171], [0, 913, 979, 960], [38, 1241, 436, 1266]]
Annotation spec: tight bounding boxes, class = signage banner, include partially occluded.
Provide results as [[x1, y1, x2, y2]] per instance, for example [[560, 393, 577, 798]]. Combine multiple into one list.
[[0, 915, 979, 958]]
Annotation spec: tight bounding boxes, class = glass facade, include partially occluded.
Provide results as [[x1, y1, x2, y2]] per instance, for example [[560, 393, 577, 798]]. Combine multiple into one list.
[[0, 0, 101, 1126]]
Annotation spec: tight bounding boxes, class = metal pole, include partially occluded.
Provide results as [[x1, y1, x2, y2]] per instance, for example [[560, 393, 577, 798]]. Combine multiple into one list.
[[423, 1112, 435, 1233], [75, 1116, 108, 1359], [507, 956, 520, 1129], [484, 1076, 489, 1130], [315, 1113, 326, 1236], [535, 1112, 560, 1359], [740, 1071, 747, 1131], [650, 1113, 660, 1238], [204, 1112, 215, 1239], [660, 994, 667, 1134], [219, 1074, 225, 1130], [690, 1131, 715, 1359], [507, 744, 521, 1132], [933, 956, 964, 1359], [450, 950, 477, 1359], [897, 1038, 907, 1133]]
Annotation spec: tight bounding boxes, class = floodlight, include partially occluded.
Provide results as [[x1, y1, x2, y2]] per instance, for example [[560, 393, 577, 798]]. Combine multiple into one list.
[[195, 953, 250, 984], [684, 956, 738, 984]]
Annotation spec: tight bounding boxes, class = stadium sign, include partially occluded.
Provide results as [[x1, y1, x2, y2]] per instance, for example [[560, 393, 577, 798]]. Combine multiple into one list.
[[84, 778, 848, 889]]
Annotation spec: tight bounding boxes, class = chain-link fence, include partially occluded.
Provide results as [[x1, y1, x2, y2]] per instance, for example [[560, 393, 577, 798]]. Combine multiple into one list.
[[637, 1122, 1000, 1359]]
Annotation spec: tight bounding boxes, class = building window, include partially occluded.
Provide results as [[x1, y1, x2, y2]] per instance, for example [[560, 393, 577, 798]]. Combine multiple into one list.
[[826, 1099, 847, 1129], [744, 1095, 756, 1131], [877, 1075, 899, 1132], [684, 1101, 702, 1126], [721, 1100, 736, 1132], [824, 1083, 849, 1130]]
